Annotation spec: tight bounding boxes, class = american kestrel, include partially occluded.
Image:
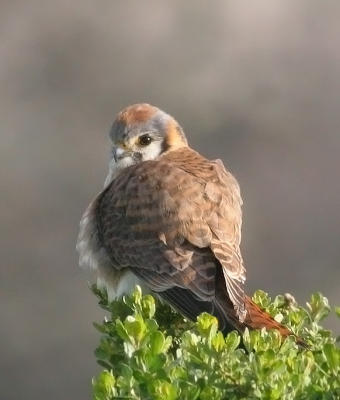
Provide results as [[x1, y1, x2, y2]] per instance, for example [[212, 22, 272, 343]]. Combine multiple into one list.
[[76, 103, 294, 337]]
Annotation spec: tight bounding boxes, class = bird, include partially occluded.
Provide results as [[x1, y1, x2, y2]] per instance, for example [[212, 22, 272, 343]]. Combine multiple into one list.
[[76, 103, 299, 341]]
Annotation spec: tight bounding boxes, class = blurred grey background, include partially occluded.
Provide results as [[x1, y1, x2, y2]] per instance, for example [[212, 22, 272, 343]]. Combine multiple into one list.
[[1, 1, 339, 399]]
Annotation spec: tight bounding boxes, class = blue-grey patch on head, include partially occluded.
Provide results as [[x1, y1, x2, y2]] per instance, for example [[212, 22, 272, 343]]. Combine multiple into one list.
[[138, 109, 171, 137], [109, 108, 172, 143], [109, 119, 129, 143]]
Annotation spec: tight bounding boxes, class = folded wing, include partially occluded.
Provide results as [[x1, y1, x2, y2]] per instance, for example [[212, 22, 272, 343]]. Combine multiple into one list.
[[96, 147, 246, 323]]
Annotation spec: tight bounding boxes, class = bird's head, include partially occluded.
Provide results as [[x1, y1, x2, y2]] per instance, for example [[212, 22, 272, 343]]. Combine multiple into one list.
[[108, 104, 187, 172]]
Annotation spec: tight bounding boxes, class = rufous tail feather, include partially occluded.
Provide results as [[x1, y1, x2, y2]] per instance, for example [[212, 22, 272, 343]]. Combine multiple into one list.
[[243, 296, 307, 348]]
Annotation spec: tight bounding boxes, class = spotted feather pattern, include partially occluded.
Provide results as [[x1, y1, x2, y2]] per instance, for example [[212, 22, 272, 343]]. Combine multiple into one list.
[[96, 147, 246, 321]]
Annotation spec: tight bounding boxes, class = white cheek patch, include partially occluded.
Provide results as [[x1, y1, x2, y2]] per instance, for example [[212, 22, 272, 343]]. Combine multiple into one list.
[[116, 156, 135, 169], [115, 146, 125, 158], [104, 156, 134, 188], [141, 141, 163, 161], [104, 140, 163, 187]]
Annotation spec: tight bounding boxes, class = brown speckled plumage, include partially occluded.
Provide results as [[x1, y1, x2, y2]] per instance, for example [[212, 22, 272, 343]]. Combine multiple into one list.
[[78, 103, 304, 342], [96, 147, 246, 330]]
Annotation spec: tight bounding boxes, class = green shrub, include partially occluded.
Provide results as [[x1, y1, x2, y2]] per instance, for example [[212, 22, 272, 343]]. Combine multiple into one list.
[[91, 285, 339, 400]]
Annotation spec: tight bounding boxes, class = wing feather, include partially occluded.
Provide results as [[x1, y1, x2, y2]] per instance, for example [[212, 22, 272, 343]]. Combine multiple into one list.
[[96, 147, 246, 319]]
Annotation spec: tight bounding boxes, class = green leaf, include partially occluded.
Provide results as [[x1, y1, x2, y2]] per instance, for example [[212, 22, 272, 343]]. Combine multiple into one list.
[[224, 331, 240, 352], [196, 312, 218, 339], [163, 336, 172, 353], [91, 287, 339, 399], [148, 379, 178, 400], [273, 294, 285, 307], [150, 331, 166, 355], [271, 359, 286, 376], [142, 294, 156, 318], [92, 370, 115, 400], [119, 363, 133, 379], [93, 322, 107, 334], [261, 348, 275, 364], [323, 343, 339, 373], [335, 306, 340, 318], [306, 292, 330, 322], [212, 331, 226, 352], [200, 386, 222, 400], [253, 289, 271, 309], [243, 328, 251, 352], [115, 319, 130, 343], [97, 360, 112, 370], [268, 386, 282, 400], [131, 285, 142, 304], [146, 318, 159, 332], [124, 315, 146, 344]]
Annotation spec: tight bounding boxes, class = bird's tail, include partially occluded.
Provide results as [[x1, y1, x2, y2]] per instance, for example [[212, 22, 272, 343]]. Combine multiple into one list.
[[214, 292, 306, 347], [243, 296, 307, 347], [243, 295, 291, 335]]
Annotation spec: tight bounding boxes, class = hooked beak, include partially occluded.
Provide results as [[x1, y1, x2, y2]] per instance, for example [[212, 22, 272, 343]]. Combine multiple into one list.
[[113, 146, 132, 162]]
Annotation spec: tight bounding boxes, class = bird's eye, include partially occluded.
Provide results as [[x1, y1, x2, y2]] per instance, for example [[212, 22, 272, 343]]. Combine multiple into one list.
[[138, 134, 152, 146]]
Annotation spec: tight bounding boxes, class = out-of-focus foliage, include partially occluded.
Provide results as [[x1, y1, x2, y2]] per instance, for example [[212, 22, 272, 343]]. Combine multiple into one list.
[[92, 286, 339, 400]]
